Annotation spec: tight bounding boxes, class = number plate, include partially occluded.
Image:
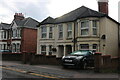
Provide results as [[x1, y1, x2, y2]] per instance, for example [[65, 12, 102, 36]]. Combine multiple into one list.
[[65, 60, 72, 62]]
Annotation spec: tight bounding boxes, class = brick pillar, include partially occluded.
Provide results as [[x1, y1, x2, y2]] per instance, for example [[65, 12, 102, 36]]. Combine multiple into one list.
[[22, 51, 27, 64], [102, 55, 111, 69], [94, 52, 102, 72], [30, 51, 35, 65]]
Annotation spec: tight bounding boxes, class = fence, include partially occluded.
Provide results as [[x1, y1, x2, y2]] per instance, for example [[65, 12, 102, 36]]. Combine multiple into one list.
[[2, 52, 22, 61]]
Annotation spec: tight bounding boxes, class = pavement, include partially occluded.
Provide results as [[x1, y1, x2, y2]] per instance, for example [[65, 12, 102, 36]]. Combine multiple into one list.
[[1, 61, 120, 79]]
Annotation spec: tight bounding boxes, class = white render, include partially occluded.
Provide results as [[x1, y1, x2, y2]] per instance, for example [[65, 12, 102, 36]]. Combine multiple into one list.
[[37, 17, 119, 58]]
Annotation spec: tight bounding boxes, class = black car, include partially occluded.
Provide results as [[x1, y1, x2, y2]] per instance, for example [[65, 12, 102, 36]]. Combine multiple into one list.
[[62, 50, 95, 69]]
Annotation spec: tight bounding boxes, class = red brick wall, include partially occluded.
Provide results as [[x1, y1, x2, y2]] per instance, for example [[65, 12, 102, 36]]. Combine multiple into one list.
[[98, 2, 108, 14], [21, 28, 37, 53]]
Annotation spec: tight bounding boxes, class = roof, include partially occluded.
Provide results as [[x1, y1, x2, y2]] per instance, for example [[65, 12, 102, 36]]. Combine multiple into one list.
[[40, 6, 106, 25], [0, 23, 10, 30], [13, 17, 39, 29], [40, 6, 119, 25], [40, 17, 55, 25]]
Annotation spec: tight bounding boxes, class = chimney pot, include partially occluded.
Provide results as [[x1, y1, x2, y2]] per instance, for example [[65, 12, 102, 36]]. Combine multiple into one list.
[[14, 13, 24, 20], [98, 0, 109, 15]]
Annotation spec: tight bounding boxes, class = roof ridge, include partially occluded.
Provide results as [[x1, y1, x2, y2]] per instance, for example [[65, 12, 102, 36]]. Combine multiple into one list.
[[23, 18, 30, 26]]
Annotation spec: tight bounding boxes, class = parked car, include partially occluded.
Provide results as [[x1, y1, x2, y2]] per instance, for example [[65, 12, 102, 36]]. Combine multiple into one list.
[[62, 50, 95, 69], [0, 50, 12, 53]]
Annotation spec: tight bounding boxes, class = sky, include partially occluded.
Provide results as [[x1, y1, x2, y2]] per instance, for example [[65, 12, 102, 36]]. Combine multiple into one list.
[[0, 0, 120, 24]]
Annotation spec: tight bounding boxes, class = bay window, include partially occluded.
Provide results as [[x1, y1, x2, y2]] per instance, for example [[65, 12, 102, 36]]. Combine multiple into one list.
[[58, 25, 63, 39], [81, 21, 89, 36], [92, 20, 97, 35], [67, 23, 72, 38], [41, 26, 47, 38], [49, 27, 53, 38]]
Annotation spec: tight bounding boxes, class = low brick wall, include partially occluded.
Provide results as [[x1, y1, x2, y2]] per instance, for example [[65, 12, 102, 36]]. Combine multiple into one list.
[[2, 53, 22, 61], [29, 54, 62, 65], [94, 52, 119, 72]]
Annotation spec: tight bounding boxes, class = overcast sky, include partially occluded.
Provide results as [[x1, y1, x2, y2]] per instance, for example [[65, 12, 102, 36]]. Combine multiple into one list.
[[0, 0, 120, 24]]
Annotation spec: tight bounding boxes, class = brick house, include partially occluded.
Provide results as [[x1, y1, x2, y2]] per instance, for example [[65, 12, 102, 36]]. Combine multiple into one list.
[[0, 13, 39, 53], [37, 0, 120, 58]]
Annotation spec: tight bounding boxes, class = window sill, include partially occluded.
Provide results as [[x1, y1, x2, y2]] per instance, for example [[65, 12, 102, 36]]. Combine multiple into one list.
[[78, 36, 99, 38], [40, 38, 55, 40], [66, 38, 72, 40]]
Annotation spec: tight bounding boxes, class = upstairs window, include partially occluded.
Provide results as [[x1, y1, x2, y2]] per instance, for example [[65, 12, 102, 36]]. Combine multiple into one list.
[[17, 29, 21, 38], [41, 26, 47, 38], [1, 31, 7, 39], [81, 21, 89, 36], [58, 25, 63, 39], [67, 23, 72, 38], [92, 20, 97, 35], [49, 27, 53, 39]]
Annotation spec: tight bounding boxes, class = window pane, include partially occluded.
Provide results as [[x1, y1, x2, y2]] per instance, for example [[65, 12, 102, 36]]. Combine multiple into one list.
[[93, 44, 97, 49], [93, 28, 97, 35], [41, 26, 47, 38], [41, 45, 46, 55], [49, 27, 52, 32], [93, 21, 97, 28], [59, 25, 63, 39], [67, 31, 72, 38], [59, 32, 63, 38], [41, 27, 46, 32], [67, 23, 72, 38], [49, 33, 52, 38], [80, 44, 89, 49], [81, 29, 89, 35], [81, 21, 89, 28]]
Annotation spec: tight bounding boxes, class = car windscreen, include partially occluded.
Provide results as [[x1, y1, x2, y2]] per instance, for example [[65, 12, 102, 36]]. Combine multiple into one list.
[[70, 51, 91, 56]]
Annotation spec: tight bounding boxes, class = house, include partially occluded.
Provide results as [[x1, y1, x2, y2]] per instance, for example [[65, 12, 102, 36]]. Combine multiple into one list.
[[37, 0, 120, 58], [0, 23, 11, 51], [0, 13, 39, 53]]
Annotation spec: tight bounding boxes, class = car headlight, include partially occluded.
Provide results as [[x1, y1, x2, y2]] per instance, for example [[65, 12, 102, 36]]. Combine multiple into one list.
[[76, 56, 83, 60], [62, 56, 65, 59]]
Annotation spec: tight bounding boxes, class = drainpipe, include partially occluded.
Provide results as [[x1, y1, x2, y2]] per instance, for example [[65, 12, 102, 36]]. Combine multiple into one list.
[[118, 24, 120, 71], [73, 22, 77, 51]]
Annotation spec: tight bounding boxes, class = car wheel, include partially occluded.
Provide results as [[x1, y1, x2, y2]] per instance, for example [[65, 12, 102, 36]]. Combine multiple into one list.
[[63, 65, 68, 69], [83, 62, 87, 69]]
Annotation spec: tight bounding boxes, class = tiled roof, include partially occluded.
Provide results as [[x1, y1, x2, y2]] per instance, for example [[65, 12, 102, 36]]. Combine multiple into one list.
[[40, 6, 106, 25], [14, 17, 39, 29], [0, 23, 10, 30]]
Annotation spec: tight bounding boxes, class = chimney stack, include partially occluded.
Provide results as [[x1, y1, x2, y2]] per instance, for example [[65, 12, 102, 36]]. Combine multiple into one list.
[[14, 13, 25, 20], [98, 0, 109, 15]]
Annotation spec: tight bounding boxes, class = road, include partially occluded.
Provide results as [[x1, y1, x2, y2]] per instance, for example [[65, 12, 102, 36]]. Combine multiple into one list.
[[1, 61, 120, 80]]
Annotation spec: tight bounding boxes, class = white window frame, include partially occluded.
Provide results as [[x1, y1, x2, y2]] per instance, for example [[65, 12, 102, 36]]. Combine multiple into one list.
[[16, 43, 20, 53], [92, 44, 97, 51], [58, 24, 63, 39], [49, 27, 53, 39], [41, 45, 46, 55], [41, 26, 47, 39], [67, 23, 72, 38], [80, 44, 89, 50], [81, 20, 89, 36], [49, 45, 52, 55], [92, 20, 97, 36]]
